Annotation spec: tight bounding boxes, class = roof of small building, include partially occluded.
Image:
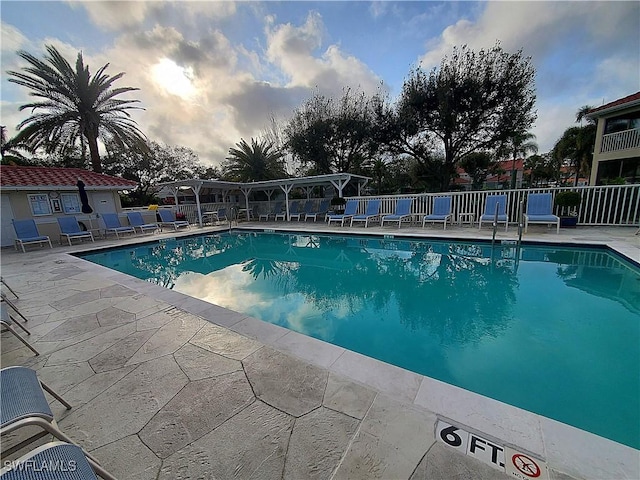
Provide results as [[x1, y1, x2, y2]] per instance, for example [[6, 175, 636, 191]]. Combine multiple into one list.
[[586, 91, 640, 117], [0, 165, 137, 190]]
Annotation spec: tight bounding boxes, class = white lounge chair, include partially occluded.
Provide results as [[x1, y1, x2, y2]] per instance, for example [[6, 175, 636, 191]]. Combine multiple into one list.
[[126, 211, 159, 234], [102, 213, 135, 238], [327, 200, 358, 227]]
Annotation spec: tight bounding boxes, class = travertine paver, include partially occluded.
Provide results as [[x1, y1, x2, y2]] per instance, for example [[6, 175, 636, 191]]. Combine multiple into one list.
[[89, 329, 156, 372], [158, 400, 294, 480], [96, 306, 136, 327], [323, 373, 377, 419], [46, 323, 137, 365], [125, 313, 204, 365], [244, 346, 328, 417], [92, 435, 161, 480], [40, 313, 101, 341], [284, 406, 359, 479], [333, 395, 437, 479], [409, 442, 512, 480], [173, 342, 243, 380], [35, 361, 95, 394], [140, 371, 255, 458], [59, 355, 188, 450], [49, 289, 101, 309], [190, 321, 261, 359]]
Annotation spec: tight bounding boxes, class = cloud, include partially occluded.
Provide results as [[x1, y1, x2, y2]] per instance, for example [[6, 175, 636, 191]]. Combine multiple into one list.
[[265, 11, 383, 97]]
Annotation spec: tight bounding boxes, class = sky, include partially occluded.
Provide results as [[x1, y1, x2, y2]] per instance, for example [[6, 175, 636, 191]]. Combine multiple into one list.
[[1, 1, 639, 169]]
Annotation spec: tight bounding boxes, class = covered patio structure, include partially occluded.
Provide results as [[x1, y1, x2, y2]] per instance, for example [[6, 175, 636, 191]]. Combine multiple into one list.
[[158, 173, 372, 226]]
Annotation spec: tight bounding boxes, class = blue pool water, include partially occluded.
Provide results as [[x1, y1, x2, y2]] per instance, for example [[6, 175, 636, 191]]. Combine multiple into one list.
[[79, 231, 640, 449]]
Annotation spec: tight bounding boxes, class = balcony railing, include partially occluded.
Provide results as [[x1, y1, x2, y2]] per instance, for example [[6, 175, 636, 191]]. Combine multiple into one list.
[[600, 128, 640, 153]]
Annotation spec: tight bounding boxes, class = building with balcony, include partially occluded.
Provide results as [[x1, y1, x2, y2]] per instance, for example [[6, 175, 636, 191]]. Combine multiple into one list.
[[587, 91, 640, 185]]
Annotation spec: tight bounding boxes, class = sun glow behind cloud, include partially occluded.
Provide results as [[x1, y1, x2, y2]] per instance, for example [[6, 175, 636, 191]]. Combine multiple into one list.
[[151, 58, 197, 100]]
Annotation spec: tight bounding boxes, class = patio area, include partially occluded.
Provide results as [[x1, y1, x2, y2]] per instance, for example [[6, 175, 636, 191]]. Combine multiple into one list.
[[1, 222, 638, 480]]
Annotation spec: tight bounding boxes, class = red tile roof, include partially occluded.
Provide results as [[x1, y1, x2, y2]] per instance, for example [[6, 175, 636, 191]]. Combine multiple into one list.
[[0, 166, 137, 190], [587, 91, 640, 116]]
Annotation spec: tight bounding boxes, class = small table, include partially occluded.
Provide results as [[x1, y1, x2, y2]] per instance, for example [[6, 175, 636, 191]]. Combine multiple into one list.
[[458, 213, 475, 227]]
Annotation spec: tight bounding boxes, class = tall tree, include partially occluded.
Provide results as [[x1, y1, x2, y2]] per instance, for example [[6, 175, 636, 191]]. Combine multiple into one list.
[[551, 106, 597, 185], [285, 88, 382, 175], [222, 137, 287, 182], [459, 151, 498, 190], [497, 131, 538, 188], [392, 43, 537, 191], [7, 44, 148, 173]]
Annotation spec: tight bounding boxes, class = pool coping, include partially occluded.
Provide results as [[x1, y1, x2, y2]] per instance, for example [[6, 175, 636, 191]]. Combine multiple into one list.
[[62, 225, 640, 479]]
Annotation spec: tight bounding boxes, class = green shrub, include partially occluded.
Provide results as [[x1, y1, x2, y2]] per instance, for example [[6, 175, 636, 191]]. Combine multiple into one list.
[[554, 191, 582, 208]]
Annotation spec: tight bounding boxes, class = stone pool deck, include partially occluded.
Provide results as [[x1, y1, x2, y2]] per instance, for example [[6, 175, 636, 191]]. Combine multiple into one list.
[[1, 223, 638, 480]]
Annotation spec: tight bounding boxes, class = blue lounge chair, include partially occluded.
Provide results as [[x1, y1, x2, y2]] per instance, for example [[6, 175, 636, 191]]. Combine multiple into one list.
[[126, 211, 158, 234], [102, 213, 135, 238], [158, 209, 190, 231], [11, 219, 52, 253], [525, 193, 560, 234], [327, 199, 358, 226], [259, 202, 282, 221], [305, 199, 330, 222], [350, 199, 382, 227], [276, 201, 299, 221], [0, 441, 117, 480], [0, 366, 78, 459], [57, 217, 95, 246], [478, 194, 509, 231], [291, 200, 314, 221], [423, 196, 453, 229], [381, 198, 413, 228]]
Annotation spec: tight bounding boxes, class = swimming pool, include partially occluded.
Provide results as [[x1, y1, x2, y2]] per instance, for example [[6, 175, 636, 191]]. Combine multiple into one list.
[[79, 231, 640, 449]]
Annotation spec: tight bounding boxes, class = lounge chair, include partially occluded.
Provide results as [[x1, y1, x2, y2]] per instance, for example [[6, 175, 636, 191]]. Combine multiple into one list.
[[1, 303, 39, 356], [126, 211, 158, 234], [350, 199, 382, 227], [259, 202, 282, 221], [1, 277, 18, 298], [381, 198, 413, 228], [158, 209, 190, 231], [102, 213, 135, 238], [478, 194, 509, 231], [291, 200, 313, 221], [327, 199, 358, 226], [525, 193, 560, 234], [423, 196, 453, 229], [0, 366, 75, 459], [11, 219, 52, 253], [305, 199, 330, 222], [57, 216, 95, 246], [276, 201, 299, 221], [0, 441, 117, 480]]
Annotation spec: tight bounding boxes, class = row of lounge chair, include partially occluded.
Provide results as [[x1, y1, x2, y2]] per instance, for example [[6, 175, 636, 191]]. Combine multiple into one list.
[[0, 280, 117, 478], [261, 193, 560, 233], [12, 210, 192, 252]]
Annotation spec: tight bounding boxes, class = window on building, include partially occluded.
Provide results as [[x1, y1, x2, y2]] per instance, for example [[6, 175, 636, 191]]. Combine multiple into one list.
[[28, 194, 52, 216], [60, 193, 81, 214], [604, 112, 640, 134]]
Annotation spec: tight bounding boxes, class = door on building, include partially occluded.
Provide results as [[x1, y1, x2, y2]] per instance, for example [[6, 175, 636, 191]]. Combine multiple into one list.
[[1, 195, 16, 247], [91, 192, 117, 230]]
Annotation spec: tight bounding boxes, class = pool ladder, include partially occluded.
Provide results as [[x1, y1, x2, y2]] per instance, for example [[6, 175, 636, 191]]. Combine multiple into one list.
[[491, 199, 524, 250]]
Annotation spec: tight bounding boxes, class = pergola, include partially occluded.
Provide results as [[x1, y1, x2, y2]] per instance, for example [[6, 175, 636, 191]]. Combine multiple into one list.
[[158, 173, 371, 226]]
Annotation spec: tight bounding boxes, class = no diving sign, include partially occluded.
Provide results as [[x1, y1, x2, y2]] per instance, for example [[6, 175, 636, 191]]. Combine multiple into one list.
[[436, 420, 549, 480]]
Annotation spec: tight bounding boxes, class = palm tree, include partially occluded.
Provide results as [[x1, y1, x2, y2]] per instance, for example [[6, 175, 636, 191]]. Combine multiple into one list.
[[499, 131, 538, 188], [7, 45, 147, 173], [223, 138, 287, 182]]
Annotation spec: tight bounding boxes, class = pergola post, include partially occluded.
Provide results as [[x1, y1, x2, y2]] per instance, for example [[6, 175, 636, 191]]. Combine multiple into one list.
[[240, 186, 253, 221], [329, 176, 351, 198], [279, 183, 294, 220], [192, 182, 203, 227]]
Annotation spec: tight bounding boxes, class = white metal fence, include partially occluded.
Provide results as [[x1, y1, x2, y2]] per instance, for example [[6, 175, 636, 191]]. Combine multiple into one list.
[[161, 185, 639, 227]]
